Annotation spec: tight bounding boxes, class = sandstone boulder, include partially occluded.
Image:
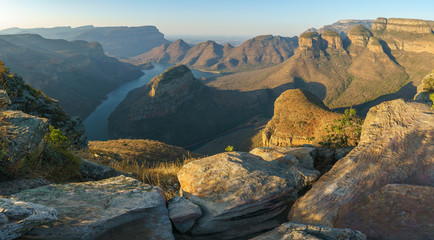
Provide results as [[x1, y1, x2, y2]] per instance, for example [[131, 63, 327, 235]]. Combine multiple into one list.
[[249, 146, 316, 170], [178, 151, 319, 239], [0, 179, 50, 197], [12, 175, 174, 239], [251, 222, 366, 240], [0, 198, 58, 240], [79, 158, 127, 181], [0, 110, 48, 170], [288, 100, 434, 229], [168, 196, 202, 233], [335, 184, 434, 240]]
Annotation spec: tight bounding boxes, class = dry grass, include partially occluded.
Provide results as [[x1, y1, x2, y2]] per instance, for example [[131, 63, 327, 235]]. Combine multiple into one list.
[[74, 139, 201, 199]]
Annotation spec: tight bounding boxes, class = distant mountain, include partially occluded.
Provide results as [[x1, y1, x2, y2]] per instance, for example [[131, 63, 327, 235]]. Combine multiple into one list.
[[108, 65, 274, 147], [209, 18, 434, 116], [0, 34, 143, 118], [0, 26, 171, 58], [305, 19, 375, 37], [130, 35, 298, 72]]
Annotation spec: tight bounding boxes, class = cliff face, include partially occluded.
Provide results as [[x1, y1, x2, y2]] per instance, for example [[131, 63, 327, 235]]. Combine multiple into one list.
[[131, 35, 298, 72], [372, 17, 433, 34], [0, 61, 86, 147], [0, 26, 171, 58], [306, 19, 375, 37], [209, 18, 433, 114], [108, 65, 273, 147], [0, 34, 143, 119]]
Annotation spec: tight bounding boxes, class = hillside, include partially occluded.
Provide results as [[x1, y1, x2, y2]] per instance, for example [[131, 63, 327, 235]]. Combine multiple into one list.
[[208, 18, 434, 114], [108, 65, 275, 147], [131, 35, 298, 72], [0, 25, 171, 58], [0, 34, 143, 118], [305, 19, 375, 37]]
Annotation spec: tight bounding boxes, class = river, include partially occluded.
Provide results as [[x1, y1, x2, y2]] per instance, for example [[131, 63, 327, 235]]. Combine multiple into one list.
[[84, 63, 220, 140]]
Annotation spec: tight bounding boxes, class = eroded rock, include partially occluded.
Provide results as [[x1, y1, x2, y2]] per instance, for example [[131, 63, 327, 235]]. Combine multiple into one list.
[[0, 198, 58, 240], [178, 151, 319, 239], [288, 100, 434, 229], [12, 175, 174, 240], [251, 222, 366, 240]]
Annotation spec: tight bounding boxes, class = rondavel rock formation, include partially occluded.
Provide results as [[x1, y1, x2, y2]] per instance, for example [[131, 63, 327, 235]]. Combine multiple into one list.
[[108, 64, 274, 147]]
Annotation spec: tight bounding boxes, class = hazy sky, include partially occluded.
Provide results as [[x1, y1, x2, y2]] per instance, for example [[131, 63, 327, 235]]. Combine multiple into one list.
[[1, 0, 432, 37]]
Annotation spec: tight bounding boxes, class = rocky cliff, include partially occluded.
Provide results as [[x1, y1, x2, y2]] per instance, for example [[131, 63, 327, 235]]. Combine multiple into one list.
[[108, 65, 273, 147], [0, 34, 143, 118], [0, 61, 86, 147], [0, 25, 171, 58], [306, 19, 375, 37], [372, 17, 433, 34], [209, 18, 433, 114]]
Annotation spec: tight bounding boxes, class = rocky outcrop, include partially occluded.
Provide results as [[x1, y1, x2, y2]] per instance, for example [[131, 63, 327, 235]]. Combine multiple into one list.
[[366, 36, 383, 52], [168, 196, 202, 233], [79, 158, 127, 181], [0, 198, 58, 240], [299, 32, 321, 49], [251, 222, 366, 240], [0, 35, 143, 119], [306, 19, 374, 38], [288, 99, 434, 229], [372, 17, 433, 34], [0, 179, 50, 197], [414, 69, 434, 104], [348, 25, 372, 47], [0, 110, 48, 167], [321, 30, 343, 50], [335, 184, 434, 240], [178, 151, 319, 239], [0, 63, 86, 147], [0, 90, 10, 109], [262, 89, 343, 147], [108, 65, 272, 147], [12, 175, 174, 239]]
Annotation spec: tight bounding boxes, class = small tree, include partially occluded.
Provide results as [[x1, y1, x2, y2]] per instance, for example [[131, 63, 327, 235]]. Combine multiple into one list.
[[225, 145, 234, 152]]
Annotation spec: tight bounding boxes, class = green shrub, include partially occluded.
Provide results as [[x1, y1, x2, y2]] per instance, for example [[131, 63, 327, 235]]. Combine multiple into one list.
[[422, 73, 434, 92], [225, 145, 234, 152], [46, 125, 69, 149], [430, 93, 434, 109], [320, 108, 363, 148]]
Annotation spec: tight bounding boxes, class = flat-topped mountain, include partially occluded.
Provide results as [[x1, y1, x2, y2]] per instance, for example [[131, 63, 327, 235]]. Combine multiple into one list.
[[0, 26, 171, 58], [209, 18, 433, 115], [0, 34, 143, 118], [131, 35, 298, 72], [108, 65, 274, 147], [306, 19, 375, 37]]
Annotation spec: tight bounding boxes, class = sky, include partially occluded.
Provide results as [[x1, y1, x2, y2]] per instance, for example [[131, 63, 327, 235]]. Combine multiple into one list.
[[0, 0, 433, 37]]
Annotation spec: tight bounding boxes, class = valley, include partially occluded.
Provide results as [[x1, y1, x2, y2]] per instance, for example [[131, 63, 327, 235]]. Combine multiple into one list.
[[0, 4, 433, 239]]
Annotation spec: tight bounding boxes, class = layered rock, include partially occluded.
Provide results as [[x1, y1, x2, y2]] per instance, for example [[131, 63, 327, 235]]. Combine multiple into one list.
[[288, 99, 434, 230], [335, 184, 434, 240], [177, 151, 319, 239], [262, 89, 343, 147], [372, 17, 433, 34], [251, 222, 366, 240], [321, 30, 343, 50], [299, 32, 321, 49], [306, 19, 374, 37], [348, 25, 372, 47], [12, 176, 174, 239], [366, 36, 383, 52], [0, 198, 58, 240], [108, 65, 272, 147]]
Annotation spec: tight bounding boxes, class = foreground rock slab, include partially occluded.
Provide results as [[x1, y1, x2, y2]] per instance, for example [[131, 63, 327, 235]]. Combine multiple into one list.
[[0, 198, 58, 240], [178, 151, 319, 239], [12, 175, 174, 240], [288, 100, 434, 229], [251, 222, 366, 240], [336, 184, 434, 240], [168, 196, 202, 233]]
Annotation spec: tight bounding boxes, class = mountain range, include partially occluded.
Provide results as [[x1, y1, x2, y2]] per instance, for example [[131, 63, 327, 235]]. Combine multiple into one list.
[[0, 25, 170, 58]]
